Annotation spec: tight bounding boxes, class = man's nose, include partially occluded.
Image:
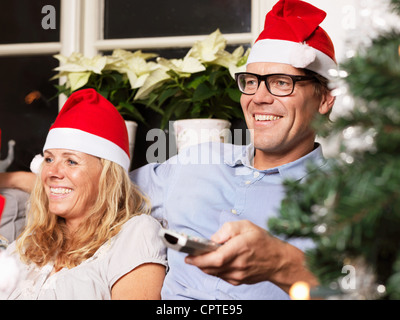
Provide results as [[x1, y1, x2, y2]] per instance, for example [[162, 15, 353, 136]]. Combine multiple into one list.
[[252, 80, 274, 104]]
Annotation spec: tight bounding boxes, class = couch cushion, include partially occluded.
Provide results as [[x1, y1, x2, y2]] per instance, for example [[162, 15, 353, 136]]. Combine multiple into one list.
[[0, 188, 29, 242]]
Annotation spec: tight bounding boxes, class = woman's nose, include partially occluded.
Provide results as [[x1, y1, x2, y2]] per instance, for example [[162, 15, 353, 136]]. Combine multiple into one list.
[[45, 161, 64, 178]]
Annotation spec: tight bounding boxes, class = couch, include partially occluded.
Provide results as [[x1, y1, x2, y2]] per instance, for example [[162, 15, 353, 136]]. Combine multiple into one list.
[[0, 188, 29, 243]]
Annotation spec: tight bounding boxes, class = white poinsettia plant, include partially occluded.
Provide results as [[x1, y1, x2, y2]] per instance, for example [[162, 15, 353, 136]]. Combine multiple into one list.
[[52, 49, 159, 124], [52, 29, 249, 127]]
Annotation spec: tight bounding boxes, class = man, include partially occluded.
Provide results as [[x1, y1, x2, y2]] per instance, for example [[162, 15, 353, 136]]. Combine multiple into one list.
[[130, 0, 337, 299]]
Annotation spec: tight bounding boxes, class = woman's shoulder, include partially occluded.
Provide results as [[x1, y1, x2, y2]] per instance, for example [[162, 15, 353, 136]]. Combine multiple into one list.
[[105, 214, 166, 275], [105, 214, 167, 288], [114, 214, 164, 247], [122, 214, 163, 233]]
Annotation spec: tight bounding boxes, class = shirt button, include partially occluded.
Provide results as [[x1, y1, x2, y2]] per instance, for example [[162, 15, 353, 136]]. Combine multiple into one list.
[[231, 209, 238, 215], [253, 171, 260, 178], [245, 180, 251, 185]]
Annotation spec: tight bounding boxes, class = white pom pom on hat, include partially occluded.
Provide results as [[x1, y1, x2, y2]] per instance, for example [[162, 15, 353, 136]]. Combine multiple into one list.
[[246, 0, 337, 80], [30, 154, 44, 174], [289, 43, 317, 68]]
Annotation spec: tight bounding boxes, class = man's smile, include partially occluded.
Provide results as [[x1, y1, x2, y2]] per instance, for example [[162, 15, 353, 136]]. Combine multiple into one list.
[[254, 114, 283, 121]]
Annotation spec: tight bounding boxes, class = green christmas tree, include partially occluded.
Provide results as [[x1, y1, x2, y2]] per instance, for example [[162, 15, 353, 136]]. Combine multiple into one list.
[[268, 0, 400, 299]]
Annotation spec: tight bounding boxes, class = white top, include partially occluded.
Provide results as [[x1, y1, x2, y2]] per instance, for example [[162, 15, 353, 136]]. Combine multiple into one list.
[[2, 214, 167, 300]]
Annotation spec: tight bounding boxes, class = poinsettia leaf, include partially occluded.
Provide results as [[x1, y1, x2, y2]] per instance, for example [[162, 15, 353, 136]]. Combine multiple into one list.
[[208, 68, 226, 86], [160, 100, 180, 130], [139, 91, 157, 105], [193, 83, 217, 102], [226, 88, 241, 103], [189, 102, 202, 117], [68, 72, 91, 92], [108, 71, 124, 83], [231, 106, 245, 119], [147, 103, 164, 115], [173, 100, 191, 118], [97, 88, 111, 100], [158, 87, 180, 107], [187, 74, 208, 90], [118, 101, 146, 124]]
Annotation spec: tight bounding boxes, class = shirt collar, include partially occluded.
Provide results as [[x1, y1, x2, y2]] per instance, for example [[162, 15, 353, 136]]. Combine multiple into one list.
[[224, 143, 255, 167], [277, 144, 326, 181], [225, 143, 326, 181]]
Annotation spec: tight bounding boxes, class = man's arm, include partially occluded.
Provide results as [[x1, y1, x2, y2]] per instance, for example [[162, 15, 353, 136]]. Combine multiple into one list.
[[185, 220, 318, 294], [0, 172, 36, 194]]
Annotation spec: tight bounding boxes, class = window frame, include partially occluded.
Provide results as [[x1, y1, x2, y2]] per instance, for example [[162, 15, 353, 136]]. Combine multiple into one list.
[[0, 0, 271, 58], [82, 0, 271, 56], [0, 0, 81, 57]]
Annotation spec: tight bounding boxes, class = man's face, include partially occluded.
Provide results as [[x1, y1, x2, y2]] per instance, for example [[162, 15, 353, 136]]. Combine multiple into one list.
[[240, 62, 334, 168]]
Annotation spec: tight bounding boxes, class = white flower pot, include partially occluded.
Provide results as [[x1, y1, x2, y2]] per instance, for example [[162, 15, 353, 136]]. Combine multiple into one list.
[[125, 120, 138, 169], [173, 118, 231, 152]]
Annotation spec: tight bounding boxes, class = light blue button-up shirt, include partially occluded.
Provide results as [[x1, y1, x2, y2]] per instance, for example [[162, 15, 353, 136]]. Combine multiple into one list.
[[130, 142, 327, 300]]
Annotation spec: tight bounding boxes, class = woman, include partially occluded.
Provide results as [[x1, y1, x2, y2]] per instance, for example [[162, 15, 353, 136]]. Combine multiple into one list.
[[1, 88, 167, 299]]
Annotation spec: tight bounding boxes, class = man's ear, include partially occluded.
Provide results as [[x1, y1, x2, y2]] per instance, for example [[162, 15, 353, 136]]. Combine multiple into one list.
[[318, 91, 336, 115]]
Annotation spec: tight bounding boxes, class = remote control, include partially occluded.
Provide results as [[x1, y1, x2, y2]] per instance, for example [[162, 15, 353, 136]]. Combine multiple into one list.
[[159, 228, 221, 256]]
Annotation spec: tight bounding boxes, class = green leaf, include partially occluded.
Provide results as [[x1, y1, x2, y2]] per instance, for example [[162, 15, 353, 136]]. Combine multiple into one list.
[[147, 103, 164, 115], [173, 100, 191, 118], [118, 101, 146, 124], [193, 82, 217, 102], [160, 100, 180, 130], [209, 69, 225, 86], [97, 88, 110, 100], [141, 91, 158, 106], [191, 102, 203, 118], [157, 87, 180, 107], [187, 74, 208, 90], [226, 88, 241, 103]]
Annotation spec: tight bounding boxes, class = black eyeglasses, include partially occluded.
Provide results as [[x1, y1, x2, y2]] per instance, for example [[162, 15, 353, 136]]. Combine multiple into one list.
[[235, 72, 316, 97]]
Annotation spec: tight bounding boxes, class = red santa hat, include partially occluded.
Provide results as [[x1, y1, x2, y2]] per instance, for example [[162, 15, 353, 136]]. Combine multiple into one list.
[[247, 0, 337, 80], [43, 88, 130, 171]]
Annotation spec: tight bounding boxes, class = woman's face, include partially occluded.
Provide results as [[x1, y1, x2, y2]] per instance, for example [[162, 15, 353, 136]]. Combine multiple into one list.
[[41, 149, 103, 231]]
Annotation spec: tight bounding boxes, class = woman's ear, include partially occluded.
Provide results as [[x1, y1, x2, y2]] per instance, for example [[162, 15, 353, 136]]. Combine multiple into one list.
[[318, 91, 336, 115]]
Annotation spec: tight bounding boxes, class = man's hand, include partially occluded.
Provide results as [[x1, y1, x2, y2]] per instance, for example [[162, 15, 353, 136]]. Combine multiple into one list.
[[185, 220, 318, 293]]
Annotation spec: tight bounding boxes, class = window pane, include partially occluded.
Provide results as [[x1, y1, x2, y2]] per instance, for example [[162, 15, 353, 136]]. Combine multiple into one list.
[[104, 0, 251, 39], [0, 56, 59, 171], [0, 0, 60, 44]]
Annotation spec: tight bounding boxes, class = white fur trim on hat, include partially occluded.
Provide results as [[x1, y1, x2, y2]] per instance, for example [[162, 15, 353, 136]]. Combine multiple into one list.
[[43, 128, 130, 172], [246, 39, 337, 80]]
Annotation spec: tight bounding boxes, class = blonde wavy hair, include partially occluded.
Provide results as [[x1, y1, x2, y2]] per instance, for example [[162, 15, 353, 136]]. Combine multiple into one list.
[[16, 159, 150, 270]]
